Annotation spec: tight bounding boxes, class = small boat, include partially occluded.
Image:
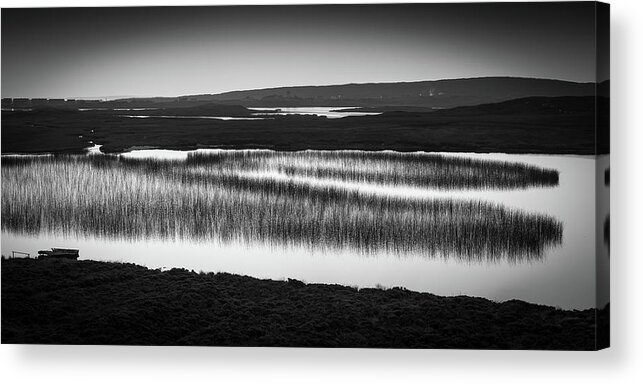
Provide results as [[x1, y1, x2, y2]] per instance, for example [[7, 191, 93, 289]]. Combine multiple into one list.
[[37, 248, 80, 260]]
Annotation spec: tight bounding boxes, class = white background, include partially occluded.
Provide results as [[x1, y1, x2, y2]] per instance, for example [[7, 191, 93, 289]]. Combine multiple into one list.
[[1, 0, 641, 383]]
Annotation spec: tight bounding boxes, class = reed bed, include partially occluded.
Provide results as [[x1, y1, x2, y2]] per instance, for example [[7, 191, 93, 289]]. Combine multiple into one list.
[[185, 150, 559, 190], [1, 155, 562, 262]]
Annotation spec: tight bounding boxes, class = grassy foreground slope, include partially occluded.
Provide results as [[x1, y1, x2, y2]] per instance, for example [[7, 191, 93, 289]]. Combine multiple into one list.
[[1, 258, 607, 349]]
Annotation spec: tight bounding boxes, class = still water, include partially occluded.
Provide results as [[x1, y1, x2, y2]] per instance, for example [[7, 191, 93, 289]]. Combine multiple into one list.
[[116, 107, 382, 120], [250, 107, 381, 118], [0, 149, 608, 309], [121, 115, 265, 120]]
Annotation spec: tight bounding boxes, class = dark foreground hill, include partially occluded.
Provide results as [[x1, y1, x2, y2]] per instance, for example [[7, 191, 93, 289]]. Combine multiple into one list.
[[1, 258, 608, 349], [1, 96, 607, 155]]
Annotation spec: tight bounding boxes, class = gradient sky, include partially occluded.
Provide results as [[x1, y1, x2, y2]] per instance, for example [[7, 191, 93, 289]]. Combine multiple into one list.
[[1, 3, 602, 99]]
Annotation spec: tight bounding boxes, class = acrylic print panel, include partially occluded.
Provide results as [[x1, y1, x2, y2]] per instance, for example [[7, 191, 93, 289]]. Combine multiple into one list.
[[0, 2, 609, 350]]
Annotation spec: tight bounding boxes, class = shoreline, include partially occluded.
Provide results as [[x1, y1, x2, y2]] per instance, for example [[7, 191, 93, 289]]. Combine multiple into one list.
[[0, 145, 605, 158], [1, 95, 607, 156], [1, 258, 609, 349]]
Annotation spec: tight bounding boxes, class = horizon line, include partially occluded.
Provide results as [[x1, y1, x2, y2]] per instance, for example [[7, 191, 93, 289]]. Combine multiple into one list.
[[2, 75, 606, 101]]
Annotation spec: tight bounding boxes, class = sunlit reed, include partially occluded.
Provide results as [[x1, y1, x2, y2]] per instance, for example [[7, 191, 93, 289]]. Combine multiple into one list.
[[185, 150, 559, 190], [1, 154, 562, 262]]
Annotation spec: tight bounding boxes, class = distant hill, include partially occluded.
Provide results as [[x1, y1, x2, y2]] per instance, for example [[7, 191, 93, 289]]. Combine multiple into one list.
[[158, 77, 599, 108], [444, 95, 609, 154], [431, 95, 604, 116], [3, 77, 605, 110], [597, 80, 610, 97]]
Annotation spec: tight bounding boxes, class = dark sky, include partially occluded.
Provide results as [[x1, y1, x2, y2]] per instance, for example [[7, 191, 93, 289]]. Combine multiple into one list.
[[1, 3, 602, 99]]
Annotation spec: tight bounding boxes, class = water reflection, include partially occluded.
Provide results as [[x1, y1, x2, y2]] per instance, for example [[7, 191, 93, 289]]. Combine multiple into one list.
[[2, 150, 603, 309], [250, 107, 381, 118], [186, 150, 559, 190], [121, 115, 265, 120], [1, 153, 561, 262]]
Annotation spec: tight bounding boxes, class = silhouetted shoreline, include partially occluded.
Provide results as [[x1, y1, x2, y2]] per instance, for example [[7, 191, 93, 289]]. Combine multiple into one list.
[[1, 95, 608, 155], [1, 258, 608, 349]]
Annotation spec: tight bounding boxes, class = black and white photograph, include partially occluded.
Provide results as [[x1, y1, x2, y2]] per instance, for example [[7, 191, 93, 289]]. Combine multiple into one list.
[[1, 1, 609, 351]]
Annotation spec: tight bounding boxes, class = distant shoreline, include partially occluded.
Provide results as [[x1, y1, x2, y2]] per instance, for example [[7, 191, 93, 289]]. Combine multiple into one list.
[[1, 258, 609, 349], [1, 94, 608, 156], [0, 139, 605, 157], [0, 146, 605, 158]]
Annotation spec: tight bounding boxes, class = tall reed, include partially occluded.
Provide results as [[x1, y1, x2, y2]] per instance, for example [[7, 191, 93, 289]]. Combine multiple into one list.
[[185, 150, 559, 190], [1, 154, 562, 262]]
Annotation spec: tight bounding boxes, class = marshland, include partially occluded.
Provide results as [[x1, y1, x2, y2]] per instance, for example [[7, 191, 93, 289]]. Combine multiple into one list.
[[1, 151, 561, 261], [184, 150, 560, 190], [0, 149, 604, 309]]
